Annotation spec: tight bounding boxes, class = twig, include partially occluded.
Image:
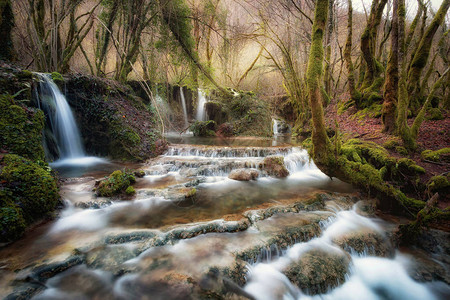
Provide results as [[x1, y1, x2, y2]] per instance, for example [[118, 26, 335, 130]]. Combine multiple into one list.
[[421, 159, 446, 166]]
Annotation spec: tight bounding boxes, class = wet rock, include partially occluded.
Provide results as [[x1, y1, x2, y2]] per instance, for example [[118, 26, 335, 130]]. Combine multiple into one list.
[[284, 248, 350, 295], [274, 119, 291, 134], [29, 255, 85, 282], [260, 156, 289, 178], [332, 229, 394, 257], [133, 170, 146, 178], [408, 252, 450, 284], [105, 231, 157, 244], [85, 245, 139, 274], [74, 199, 112, 209], [4, 283, 45, 300], [293, 194, 326, 212], [229, 169, 259, 181]]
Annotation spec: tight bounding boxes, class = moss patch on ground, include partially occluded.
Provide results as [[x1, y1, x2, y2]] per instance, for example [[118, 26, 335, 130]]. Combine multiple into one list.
[[421, 148, 450, 162]]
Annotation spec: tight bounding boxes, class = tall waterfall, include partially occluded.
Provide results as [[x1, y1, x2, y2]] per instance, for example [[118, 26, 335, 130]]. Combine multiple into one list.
[[36, 73, 85, 159], [180, 87, 189, 127], [196, 89, 207, 121]]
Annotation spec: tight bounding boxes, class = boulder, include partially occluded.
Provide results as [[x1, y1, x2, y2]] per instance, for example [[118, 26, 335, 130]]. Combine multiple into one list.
[[260, 156, 289, 178], [332, 229, 394, 257], [228, 169, 259, 181], [284, 248, 350, 295]]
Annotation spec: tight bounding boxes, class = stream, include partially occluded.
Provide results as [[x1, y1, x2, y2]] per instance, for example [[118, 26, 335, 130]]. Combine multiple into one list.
[[1, 136, 449, 299]]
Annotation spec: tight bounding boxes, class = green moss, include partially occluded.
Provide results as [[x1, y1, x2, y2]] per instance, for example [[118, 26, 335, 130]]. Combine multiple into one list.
[[427, 107, 444, 120], [125, 186, 136, 195], [0, 94, 45, 161], [50, 72, 64, 83], [383, 139, 400, 149], [109, 121, 142, 160], [189, 120, 217, 137], [395, 146, 408, 156], [0, 201, 26, 242], [17, 70, 33, 79], [421, 148, 450, 162], [0, 154, 59, 228], [427, 175, 449, 193], [396, 158, 425, 175], [96, 170, 136, 197]]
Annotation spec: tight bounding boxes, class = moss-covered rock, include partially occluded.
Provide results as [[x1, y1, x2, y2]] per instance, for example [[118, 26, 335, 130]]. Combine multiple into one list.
[[0, 154, 59, 242], [0, 94, 45, 161], [260, 156, 289, 178], [95, 170, 136, 197], [284, 248, 350, 295], [190, 120, 217, 137], [421, 148, 450, 162], [427, 175, 449, 194]]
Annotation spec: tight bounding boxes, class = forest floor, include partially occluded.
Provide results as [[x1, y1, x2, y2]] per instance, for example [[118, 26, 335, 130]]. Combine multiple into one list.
[[325, 97, 449, 209]]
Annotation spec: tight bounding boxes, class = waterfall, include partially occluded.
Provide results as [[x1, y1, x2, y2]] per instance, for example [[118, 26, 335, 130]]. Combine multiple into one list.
[[196, 89, 207, 121], [273, 119, 279, 135], [180, 87, 189, 127], [36, 73, 85, 159]]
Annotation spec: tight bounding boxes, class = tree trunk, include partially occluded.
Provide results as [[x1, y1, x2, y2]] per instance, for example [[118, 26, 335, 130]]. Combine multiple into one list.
[[0, 0, 14, 60], [306, 0, 334, 172], [344, 0, 360, 104], [407, 0, 450, 111], [382, 0, 399, 133]]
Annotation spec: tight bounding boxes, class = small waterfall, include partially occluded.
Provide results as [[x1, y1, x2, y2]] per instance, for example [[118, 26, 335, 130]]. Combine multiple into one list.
[[36, 73, 85, 159], [273, 119, 279, 135], [180, 87, 189, 127], [196, 89, 207, 121]]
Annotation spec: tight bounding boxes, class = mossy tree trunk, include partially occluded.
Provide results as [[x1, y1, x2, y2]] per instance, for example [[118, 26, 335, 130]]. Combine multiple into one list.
[[323, 0, 334, 97], [359, 0, 388, 97], [306, 0, 335, 172], [0, 0, 14, 60], [406, 0, 450, 111], [343, 0, 360, 104], [382, 0, 399, 133]]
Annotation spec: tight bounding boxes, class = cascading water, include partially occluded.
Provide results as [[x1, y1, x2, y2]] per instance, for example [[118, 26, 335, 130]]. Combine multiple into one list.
[[35, 73, 107, 171], [36, 73, 85, 159], [196, 88, 207, 121], [179, 87, 189, 127], [273, 119, 279, 135], [1, 139, 448, 299]]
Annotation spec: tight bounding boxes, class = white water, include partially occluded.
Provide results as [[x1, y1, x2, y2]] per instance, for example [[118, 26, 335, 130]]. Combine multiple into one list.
[[180, 87, 189, 127], [196, 88, 207, 121], [37, 74, 84, 158], [36, 74, 108, 168], [243, 207, 438, 300], [273, 119, 279, 135]]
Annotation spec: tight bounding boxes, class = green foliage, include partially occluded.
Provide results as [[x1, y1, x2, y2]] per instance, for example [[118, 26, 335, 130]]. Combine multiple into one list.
[[421, 148, 450, 162], [0, 203, 26, 242], [0, 94, 45, 161], [0, 154, 59, 230], [190, 120, 217, 137], [96, 170, 136, 197], [185, 188, 196, 198]]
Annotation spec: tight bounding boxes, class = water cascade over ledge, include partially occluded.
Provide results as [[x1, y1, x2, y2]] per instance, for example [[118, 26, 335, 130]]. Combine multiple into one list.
[[35, 73, 107, 169], [196, 88, 207, 121], [1, 140, 448, 299], [180, 87, 189, 128]]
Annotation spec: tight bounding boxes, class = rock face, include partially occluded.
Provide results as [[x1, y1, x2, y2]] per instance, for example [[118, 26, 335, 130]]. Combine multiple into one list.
[[260, 156, 289, 178], [284, 248, 350, 295], [63, 74, 166, 161], [332, 229, 394, 257], [228, 169, 259, 181]]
